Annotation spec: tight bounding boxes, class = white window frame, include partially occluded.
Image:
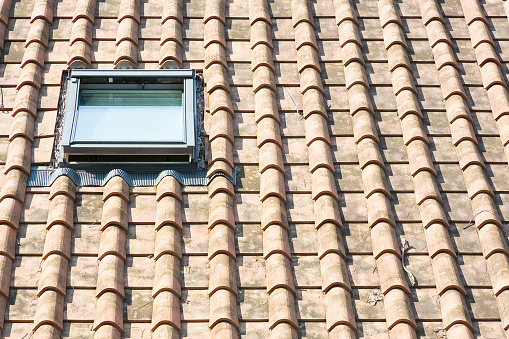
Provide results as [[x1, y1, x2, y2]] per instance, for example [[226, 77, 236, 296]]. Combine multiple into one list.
[[60, 69, 197, 165]]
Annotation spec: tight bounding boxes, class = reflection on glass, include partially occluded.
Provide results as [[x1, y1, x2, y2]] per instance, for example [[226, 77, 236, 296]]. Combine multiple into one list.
[[74, 90, 184, 142]]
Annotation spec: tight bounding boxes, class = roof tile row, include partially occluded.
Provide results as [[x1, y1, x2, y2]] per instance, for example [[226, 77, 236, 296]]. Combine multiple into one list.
[[114, 0, 139, 68], [335, 0, 418, 336], [68, 0, 94, 69], [152, 176, 182, 336], [33, 176, 74, 336], [160, 0, 183, 69], [426, 0, 509, 332], [254, 2, 297, 337], [461, 1, 509, 165], [204, 1, 238, 336], [93, 176, 129, 337], [0, 0, 54, 334], [295, 0, 356, 336], [377, 1, 476, 335]]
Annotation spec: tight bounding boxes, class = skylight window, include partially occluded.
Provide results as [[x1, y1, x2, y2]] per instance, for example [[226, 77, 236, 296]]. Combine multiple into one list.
[[74, 89, 184, 142], [60, 69, 197, 166]]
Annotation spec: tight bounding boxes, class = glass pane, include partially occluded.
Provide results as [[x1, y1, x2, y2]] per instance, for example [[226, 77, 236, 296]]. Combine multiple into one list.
[[73, 90, 184, 143]]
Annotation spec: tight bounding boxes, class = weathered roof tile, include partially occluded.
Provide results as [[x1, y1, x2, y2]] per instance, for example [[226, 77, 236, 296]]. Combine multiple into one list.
[[424, 223, 456, 258], [480, 62, 506, 90], [260, 168, 286, 202], [291, 0, 313, 28], [260, 195, 288, 230], [30, 0, 54, 24], [209, 288, 238, 328], [311, 167, 338, 200], [42, 224, 71, 260], [299, 67, 324, 94], [156, 195, 183, 230], [5, 136, 32, 175], [33, 291, 64, 331], [303, 88, 327, 118], [250, 20, 272, 49], [262, 224, 290, 259], [25, 19, 50, 47], [37, 254, 68, 296], [340, 41, 364, 67], [419, 0, 443, 26], [0, 225, 16, 260], [93, 291, 124, 332], [294, 21, 317, 50], [46, 194, 73, 229], [205, 63, 230, 93], [0, 169, 27, 203], [154, 225, 181, 260], [432, 252, 466, 295], [439, 292, 473, 331], [204, 20, 225, 49], [324, 286, 356, 331], [117, 0, 140, 23], [208, 192, 234, 229], [162, 0, 183, 25], [96, 254, 125, 298], [425, 19, 451, 48], [268, 287, 297, 328], [460, 0, 487, 26], [98, 225, 126, 260], [152, 253, 181, 297], [204, 42, 226, 69], [249, 0, 270, 25], [151, 290, 181, 331], [253, 65, 276, 93], [378, 0, 401, 28], [252, 43, 275, 72], [383, 288, 415, 328], [204, 0, 225, 24], [468, 19, 494, 49], [382, 22, 407, 49], [474, 42, 500, 67], [73, 0, 96, 23]]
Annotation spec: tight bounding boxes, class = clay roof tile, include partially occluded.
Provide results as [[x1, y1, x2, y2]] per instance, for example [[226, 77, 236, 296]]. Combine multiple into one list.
[[161, 0, 183, 25], [151, 291, 181, 331], [72, 0, 96, 23], [249, 0, 271, 25], [154, 225, 182, 261], [324, 286, 357, 331], [263, 224, 291, 259], [37, 254, 68, 296], [432, 252, 466, 295], [209, 289, 239, 328], [33, 291, 64, 331], [203, 0, 225, 24], [440, 289, 474, 330], [98, 225, 126, 260], [152, 253, 182, 297]]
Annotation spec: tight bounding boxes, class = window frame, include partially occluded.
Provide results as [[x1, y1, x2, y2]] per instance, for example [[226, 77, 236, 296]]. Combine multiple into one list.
[[60, 69, 197, 164]]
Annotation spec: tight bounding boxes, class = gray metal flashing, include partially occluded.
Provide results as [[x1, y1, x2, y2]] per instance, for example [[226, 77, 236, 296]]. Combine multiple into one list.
[[27, 168, 236, 187]]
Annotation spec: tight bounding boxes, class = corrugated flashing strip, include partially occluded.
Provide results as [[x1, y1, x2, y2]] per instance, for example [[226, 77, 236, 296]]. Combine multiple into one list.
[[27, 167, 236, 187]]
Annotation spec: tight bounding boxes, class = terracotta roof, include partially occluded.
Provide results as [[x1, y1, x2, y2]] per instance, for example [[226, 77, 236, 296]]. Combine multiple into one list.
[[1, 0, 509, 337]]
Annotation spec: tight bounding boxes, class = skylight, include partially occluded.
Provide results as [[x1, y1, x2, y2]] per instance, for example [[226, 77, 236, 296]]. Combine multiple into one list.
[[59, 69, 197, 167]]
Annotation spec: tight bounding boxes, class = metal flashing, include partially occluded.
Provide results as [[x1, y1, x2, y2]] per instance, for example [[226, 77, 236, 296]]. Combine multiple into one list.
[[27, 167, 236, 187]]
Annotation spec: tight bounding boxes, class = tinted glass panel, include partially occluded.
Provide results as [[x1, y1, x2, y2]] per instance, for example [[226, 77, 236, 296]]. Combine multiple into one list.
[[73, 90, 184, 143]]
